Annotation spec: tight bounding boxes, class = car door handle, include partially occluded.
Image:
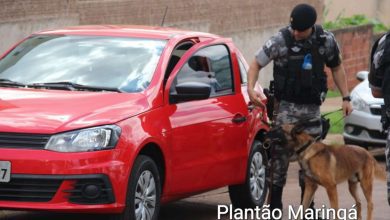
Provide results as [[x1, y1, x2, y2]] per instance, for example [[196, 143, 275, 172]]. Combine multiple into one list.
[[232, 114, 247, 124]]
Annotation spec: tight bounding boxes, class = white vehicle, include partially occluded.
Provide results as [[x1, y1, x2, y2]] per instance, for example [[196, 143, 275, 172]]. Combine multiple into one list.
[[343, 71, 386, 147]]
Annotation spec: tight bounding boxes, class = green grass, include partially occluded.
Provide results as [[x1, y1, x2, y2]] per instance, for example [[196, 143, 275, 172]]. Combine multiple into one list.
[[324, 90, 343, 134], [323, 110, 344, 134], [323, 14, 389, 33], [326, 89, 341, 98]]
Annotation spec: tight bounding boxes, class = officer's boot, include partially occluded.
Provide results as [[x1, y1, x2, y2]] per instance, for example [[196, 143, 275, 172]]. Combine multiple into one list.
[[388, 187, 390, 206], [299, 169, 323, 220], [387, 178, 390, 206], [269, 185, 283, 220], [387, 148, 390, 206]]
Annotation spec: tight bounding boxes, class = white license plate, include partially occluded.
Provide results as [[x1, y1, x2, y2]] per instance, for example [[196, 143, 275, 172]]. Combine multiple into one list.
[[0, 161, 11, 183]]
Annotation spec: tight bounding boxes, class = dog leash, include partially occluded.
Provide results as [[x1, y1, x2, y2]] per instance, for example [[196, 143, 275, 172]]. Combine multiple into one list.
[[322, 108, 346, 127], [266, 144, 276, 207], [321, 108, 342, 117]]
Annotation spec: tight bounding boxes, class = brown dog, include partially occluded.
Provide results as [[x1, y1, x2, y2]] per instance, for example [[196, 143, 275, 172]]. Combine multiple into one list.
[[267, 123, 386, 220]]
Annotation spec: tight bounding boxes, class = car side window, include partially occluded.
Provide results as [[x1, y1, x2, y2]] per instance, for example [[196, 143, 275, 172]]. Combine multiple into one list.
[[238, 58, 248, 84], [164, 41, 195, 86], [170, 45, 234, 98]]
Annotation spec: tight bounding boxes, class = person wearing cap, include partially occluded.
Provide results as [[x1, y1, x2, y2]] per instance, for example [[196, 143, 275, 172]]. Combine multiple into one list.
[[247, 3, 353, 214]]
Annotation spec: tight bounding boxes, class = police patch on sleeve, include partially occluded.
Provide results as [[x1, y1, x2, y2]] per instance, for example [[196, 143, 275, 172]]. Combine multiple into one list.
[[318, 46, 325, 55], [265, 39, 273, 49]]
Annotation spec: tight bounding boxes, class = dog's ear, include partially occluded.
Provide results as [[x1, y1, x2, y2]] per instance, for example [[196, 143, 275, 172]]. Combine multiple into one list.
[[281, 124, 294, 134], [291, 124, 305, 138], [281, 124, 299, 139], [290, 118, 320, 138]]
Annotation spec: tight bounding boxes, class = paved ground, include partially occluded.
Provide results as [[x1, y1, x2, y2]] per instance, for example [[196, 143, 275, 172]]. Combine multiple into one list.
[[4, 159, 387, 220], [1, 98, 389, 219]]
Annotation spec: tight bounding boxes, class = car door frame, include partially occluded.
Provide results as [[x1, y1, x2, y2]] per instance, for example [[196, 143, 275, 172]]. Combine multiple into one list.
[[162, 38, 251, 196]]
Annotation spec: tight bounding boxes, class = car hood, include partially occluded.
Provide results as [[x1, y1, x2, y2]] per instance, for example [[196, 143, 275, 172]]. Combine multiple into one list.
[[352, 80, 384, 105], [0, 88, 150, 134]]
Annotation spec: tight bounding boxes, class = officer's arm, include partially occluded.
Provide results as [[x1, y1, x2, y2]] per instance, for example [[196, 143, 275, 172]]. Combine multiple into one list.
[[247, 59, 265, 108], [326, 32, 350, 99], [330, 64, 349, 97], [248, 35, 278, 108], [248, 59, 262, 92], [331, 64, 353, 116]]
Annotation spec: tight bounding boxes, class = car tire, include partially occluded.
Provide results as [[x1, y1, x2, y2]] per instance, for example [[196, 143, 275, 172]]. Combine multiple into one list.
[[228, 140, 268, 208], [110, 155, 161, 220]]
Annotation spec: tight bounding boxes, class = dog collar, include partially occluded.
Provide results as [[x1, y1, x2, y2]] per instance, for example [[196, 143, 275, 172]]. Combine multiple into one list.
[[296, 136, 321, 155], [296, 140, 313, 155]]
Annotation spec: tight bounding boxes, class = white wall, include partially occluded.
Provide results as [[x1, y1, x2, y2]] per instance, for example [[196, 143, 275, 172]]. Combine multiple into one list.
[[0, 16, 79, 55], [229, 27, 281, 87]]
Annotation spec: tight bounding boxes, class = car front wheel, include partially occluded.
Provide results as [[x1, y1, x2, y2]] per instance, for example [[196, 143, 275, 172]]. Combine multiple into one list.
[[229, 140, 267, 208], [111, 155, 161, 220]]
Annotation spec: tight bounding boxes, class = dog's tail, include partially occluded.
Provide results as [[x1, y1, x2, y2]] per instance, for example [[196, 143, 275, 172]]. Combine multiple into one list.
[[374, 160, 387, 181]]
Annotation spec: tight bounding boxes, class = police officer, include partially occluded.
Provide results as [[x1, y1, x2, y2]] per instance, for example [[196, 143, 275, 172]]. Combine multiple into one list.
[[247, 3, 353, 213], [369, 31, 390, 206]]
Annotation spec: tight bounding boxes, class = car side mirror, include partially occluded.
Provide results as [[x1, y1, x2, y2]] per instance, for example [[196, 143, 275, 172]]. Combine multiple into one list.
[[356, 71, 369, 82], [170, 82, 211, 103]]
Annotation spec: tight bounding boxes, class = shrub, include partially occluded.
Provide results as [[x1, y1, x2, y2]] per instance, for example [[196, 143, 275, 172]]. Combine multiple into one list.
[[324, 14, 388, 33]]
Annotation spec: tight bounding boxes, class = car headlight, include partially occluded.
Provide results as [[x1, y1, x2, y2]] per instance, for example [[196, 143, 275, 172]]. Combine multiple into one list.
[[45, 125, 121, 152], [351, 92, 369, 112]]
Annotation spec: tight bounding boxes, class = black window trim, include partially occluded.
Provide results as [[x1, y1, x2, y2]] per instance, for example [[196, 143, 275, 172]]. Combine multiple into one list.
[[168, 43, 235, 103], [164, 40, 196, 87], [237, 56, 248, 85]]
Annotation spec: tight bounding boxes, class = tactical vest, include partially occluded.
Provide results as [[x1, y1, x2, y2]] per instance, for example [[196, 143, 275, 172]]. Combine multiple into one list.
[[273, 25, 328, 105], [369, 32, 390, 128]]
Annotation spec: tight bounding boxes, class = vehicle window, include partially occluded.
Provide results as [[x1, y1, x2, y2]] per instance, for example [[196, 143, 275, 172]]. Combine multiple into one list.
[[238, 58, 248, 84], [0, 35, 167, 93], [170, 45, 234, 97], [164, 41, 194, 85]]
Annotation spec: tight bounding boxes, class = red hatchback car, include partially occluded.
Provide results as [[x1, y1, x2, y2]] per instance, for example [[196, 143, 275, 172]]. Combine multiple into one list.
[[0, 26, 269, 220]]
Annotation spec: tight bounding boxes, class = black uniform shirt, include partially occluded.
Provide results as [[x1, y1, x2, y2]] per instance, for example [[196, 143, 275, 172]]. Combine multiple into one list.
[[255, 26, 342, 69]]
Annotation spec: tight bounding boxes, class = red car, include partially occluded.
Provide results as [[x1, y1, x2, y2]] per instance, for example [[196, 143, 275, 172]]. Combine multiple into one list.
[[0, 26, 269, 220]]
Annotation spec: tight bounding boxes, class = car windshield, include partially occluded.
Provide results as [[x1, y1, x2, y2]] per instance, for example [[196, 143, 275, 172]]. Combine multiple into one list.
[[0, 35, 167, 92]]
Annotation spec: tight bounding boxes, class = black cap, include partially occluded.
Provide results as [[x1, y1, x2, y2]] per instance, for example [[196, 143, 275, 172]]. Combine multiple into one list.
[[290, 4, 317, 31]]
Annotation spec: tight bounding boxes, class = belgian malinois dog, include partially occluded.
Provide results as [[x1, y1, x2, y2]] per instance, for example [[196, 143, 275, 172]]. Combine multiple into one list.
[[264, 121, 386, 220]]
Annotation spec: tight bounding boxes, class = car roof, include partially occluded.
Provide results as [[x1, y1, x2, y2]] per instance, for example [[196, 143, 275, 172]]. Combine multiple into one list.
[[35, 25, 221, 40]]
